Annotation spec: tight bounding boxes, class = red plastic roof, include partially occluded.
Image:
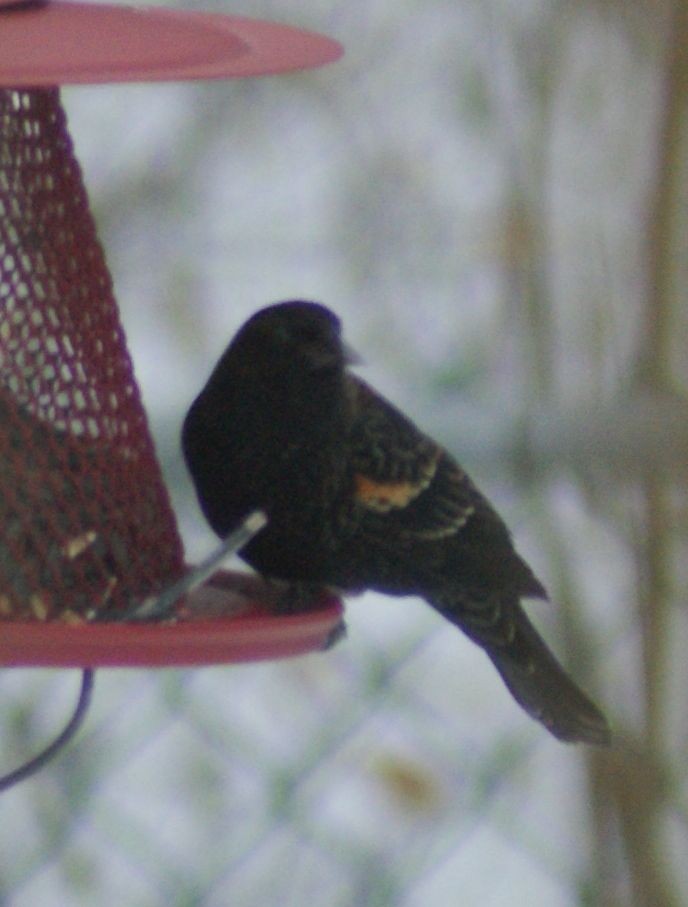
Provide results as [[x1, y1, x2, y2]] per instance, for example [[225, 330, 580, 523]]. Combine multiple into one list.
[[0, 2, 343, 86]]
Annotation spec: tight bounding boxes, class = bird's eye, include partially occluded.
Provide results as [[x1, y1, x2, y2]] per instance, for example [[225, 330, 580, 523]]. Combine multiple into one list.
[[299, 323, 324, 344]]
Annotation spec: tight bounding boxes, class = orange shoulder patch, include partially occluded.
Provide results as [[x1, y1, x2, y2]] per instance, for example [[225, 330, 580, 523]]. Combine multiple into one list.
[[354, 475, 422, 511], [354, 451, 440, 513]]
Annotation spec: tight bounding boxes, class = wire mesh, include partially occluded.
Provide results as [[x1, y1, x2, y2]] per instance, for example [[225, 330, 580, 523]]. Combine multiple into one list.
[[0, 87, 184, 620]]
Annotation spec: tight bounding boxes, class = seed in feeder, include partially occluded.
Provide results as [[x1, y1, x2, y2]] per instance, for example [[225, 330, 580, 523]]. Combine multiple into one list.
[[62, 529, 98, 560], [30, 593, 49, 621]]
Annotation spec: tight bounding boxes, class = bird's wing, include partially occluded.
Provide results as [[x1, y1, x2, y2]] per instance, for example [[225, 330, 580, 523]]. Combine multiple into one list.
[[346, 378, 482, 541]]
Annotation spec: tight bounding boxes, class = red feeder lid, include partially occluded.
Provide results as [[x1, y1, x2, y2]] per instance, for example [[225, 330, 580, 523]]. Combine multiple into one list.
[[0, 1, 343, 86]]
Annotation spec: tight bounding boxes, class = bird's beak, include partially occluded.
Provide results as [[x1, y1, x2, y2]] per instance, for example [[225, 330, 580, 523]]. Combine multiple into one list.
[[343, 340, 364, 366]]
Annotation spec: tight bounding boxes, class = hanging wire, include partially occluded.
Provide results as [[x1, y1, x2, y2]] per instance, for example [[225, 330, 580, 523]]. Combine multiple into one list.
[[0, 511, 268, 791], [0, 668, 94, 793]]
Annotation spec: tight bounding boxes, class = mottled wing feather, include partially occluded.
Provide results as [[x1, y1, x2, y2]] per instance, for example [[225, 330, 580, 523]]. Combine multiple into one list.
[[348, 378, 478, 540]]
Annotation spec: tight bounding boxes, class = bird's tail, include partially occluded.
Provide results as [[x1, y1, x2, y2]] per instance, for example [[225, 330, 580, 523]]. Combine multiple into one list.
[[432, 594, 611, 745]]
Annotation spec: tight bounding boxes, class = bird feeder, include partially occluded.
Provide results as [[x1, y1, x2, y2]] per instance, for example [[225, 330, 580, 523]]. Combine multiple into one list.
[[0, 1, 345, 667]]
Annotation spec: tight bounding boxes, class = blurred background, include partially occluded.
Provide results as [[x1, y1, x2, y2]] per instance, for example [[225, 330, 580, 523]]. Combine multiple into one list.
[[1, 0, 687, 904]]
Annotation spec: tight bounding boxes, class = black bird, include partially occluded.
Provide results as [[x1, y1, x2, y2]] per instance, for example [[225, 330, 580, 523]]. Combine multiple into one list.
[[183, 300, 610, 745]]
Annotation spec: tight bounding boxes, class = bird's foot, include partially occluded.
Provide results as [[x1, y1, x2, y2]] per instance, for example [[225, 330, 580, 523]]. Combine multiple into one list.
[[322, 619, 348, 650], [270, 581, 330, 615]]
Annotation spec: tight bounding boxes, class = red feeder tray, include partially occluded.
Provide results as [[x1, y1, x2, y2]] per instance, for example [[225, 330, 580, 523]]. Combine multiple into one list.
[[0, 3, 345, 666], [0, 572, 344, 666]]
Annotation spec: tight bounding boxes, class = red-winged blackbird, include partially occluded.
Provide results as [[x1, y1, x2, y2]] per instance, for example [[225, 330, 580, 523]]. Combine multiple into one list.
[[183, 301, 611, 745]]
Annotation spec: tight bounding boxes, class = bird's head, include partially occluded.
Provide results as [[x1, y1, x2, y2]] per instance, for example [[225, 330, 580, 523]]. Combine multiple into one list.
[[229, 300, 360, 374]]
